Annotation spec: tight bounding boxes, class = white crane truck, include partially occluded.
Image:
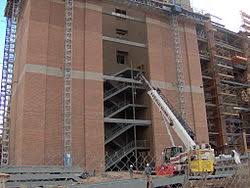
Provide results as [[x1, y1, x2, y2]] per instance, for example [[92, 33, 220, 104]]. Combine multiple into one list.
[[137, 74, 215, 175]]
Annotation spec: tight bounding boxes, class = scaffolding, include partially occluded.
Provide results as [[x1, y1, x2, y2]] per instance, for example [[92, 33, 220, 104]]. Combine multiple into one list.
[[172, 14, 186, 118], [107, 0, 209, 22], [197, 20, 250, 153], [241, 11, 250, 35], [0, 0, 21, 166], [63, 0, 73, 166]]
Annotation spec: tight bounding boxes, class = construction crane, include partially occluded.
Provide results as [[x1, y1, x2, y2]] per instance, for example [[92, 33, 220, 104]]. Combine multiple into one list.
[[137, 74, 215, 175], [63, 0, 73, 167]]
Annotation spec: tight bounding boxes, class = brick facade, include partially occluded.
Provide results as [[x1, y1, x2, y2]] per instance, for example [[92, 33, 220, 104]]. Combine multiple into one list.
[[9, 0, 207, 170]]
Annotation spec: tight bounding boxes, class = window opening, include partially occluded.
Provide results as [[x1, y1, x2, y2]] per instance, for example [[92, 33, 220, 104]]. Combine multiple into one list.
[[116, 50, 128, 65]]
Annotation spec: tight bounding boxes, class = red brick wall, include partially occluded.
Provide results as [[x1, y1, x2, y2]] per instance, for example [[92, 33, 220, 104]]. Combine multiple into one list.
[[9, 0, 104, 170], [9, 0, 206, 171], [9, 0, 31, 164], [182, 23, 209, 143], [146, 15, 208, 165]]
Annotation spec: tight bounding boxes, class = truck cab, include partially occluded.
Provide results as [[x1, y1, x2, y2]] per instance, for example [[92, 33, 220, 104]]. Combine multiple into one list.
[[163, 146, 184, 163]]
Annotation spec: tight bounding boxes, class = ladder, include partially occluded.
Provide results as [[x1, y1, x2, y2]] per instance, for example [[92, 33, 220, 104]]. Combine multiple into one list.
[[171, 15, 186, 118], [63, 0, 73, 165], [1, 1, 18, 166]]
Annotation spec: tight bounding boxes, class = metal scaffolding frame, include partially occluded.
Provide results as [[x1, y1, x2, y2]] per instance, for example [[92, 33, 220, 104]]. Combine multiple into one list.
[[241, 11, 250, 34], [172, 15, 186, 118], [197, 20, 250, 153], [63, 0, 73, 166], [0, 0, 20, 166]]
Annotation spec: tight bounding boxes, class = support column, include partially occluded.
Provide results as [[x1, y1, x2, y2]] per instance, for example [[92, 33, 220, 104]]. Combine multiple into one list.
[[183, 22, 209, 143], [83, 1, 104, 171]]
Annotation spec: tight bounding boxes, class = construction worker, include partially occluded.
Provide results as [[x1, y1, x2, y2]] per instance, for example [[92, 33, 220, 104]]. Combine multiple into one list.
[[145, 163, 153, 188], [129, 164, 133, 178]]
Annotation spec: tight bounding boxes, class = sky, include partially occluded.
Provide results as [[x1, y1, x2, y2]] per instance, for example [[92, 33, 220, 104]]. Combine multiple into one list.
[[0, 0, 6, 76], [0, 0, 249, 76], [190, 0, 250, 32]]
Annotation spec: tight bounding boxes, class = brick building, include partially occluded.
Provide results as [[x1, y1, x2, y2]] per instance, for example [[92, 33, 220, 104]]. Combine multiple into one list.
[[1, 0, 249, 171]]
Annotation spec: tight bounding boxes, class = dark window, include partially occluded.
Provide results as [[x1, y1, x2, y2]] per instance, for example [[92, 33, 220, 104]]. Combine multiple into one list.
[[116, 29, 128, 36], [115, 8, 127, 16], [116, 51, 128, 64]]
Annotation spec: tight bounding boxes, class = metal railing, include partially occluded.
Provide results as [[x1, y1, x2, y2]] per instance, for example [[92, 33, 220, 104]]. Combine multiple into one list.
[[105, 141, 135, 168], [215, 155, 249, 175], [105, 140, 150, 169], [104, 83, 127, 98], [104, 101, 130, 117], [105, 123, 134, 143], [196, 30, 207, 40]]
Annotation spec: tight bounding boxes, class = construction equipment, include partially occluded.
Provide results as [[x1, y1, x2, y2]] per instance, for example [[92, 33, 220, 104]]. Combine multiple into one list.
[[137, 74, 215, 175]]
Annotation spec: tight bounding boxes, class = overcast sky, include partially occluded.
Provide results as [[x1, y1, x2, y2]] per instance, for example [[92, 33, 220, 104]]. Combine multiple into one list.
[[190, 0, 250, 32]]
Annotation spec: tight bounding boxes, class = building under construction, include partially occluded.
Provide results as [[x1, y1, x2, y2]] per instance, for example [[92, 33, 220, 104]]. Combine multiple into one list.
[[0, 0, 249, 175]]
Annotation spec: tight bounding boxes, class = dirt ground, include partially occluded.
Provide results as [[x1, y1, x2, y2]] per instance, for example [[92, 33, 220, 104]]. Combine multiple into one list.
[[77, 171, 146, 184]]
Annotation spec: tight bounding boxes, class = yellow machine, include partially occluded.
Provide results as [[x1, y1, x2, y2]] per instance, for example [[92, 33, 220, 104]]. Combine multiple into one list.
[[188, 146, 215, 174], [162, 145, 215, 175]]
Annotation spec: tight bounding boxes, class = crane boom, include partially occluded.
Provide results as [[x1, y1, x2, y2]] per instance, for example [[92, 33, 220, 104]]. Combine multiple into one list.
[[147, 90, 196, 149], [139, 74, 196, 149]]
